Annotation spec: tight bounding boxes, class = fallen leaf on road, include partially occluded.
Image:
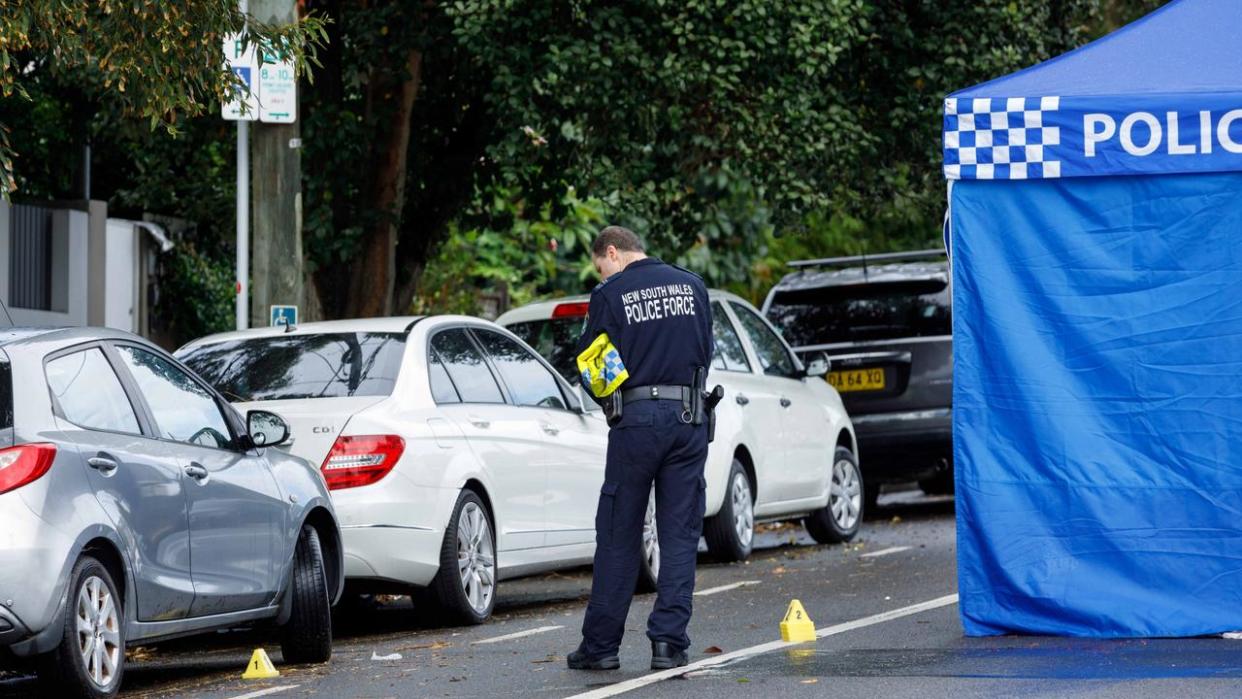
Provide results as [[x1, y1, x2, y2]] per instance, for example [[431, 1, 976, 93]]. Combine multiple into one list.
[[704, 646, 723, 654], [771, 566, 788, 575], [890, 516, 903, 524], [738, 677, 751, 684], [802, 678, 819, 684], [398, 640, 452, 652]]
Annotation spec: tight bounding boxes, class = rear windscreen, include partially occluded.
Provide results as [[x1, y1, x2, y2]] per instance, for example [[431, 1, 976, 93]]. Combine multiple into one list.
[[178, 332, 406, 402], [505, 318, 585, 384], [766, 279, 951, 346]]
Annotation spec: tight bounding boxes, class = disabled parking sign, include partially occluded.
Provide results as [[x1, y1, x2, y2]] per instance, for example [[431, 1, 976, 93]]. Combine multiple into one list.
[[270, 305, 298, 327]]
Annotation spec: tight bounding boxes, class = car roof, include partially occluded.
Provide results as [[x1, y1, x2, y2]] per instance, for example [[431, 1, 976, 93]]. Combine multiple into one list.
[[178, 316, 427, 353], [770, 260, 949, 294], [0, 326, 165, 360], [495, 288, 747, 325]]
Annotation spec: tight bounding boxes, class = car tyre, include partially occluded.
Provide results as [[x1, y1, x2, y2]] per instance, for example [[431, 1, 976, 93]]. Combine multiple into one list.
[[280, 526, 333, 664], [36, 555, 125, 699], [704, 459, 754, 562], [806, 447, 864, 544], [636, 488, 659, 593], [428, 490, 496, 625]]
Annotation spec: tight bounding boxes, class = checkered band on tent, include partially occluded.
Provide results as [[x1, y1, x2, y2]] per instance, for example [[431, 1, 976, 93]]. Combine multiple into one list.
[[944, 97, 1062, 180]]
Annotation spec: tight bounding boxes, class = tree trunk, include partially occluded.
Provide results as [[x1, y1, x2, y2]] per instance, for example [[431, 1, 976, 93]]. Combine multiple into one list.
[[345, 48, 423, 318]]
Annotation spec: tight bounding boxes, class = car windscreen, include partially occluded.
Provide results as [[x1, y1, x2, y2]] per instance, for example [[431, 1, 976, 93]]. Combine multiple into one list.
[[178, 332, 406, 402], [766, 279, 950, 346], [505, 318, 585, 384]]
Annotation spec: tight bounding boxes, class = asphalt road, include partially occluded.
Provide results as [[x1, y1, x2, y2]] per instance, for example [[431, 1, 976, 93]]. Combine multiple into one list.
[[5, 491, 1242, 698]]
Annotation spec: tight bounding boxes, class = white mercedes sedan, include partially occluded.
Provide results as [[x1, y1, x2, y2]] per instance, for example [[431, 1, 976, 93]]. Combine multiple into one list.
[[177, 317, 632, 625]]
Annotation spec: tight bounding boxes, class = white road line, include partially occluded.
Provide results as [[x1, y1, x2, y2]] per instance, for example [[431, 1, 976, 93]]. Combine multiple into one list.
[[859, 546, 912, 559], [224, 685, 300, 699], [694, 580, 761, 597], [472, 625, 565, 645], [563, 594, 959, 699]]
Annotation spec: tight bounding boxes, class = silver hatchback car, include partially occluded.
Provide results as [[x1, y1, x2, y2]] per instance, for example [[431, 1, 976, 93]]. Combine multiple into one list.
[[0, 328, 343, 698]]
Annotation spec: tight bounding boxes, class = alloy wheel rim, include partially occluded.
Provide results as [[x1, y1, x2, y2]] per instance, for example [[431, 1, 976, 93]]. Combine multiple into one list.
[[643, 489, 660, 580], [76, 575, 120, 688], [732, 472, 754, 548], [456, 502, 495, 614], [830, 458, 862, 531]]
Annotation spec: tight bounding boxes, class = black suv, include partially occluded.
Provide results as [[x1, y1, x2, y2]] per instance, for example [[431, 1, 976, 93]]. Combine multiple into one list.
[[763, 250, 951, 507]]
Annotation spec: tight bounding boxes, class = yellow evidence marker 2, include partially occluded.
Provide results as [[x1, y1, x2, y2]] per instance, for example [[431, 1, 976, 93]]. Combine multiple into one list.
[[242, 648, 281, 679], [780, 599, 817, 643]]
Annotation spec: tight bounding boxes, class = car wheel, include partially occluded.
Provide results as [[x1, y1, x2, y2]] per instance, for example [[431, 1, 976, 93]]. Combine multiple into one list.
[[636, 488, 659, 593], [36, 555, 125, 699], [429, 490, 496, 625], [806, 447, 864, 544], [704, 459, 754, 562], [280, 526, 333, 664]]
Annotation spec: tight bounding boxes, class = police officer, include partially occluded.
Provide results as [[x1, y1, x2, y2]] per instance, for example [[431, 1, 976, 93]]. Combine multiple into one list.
[[567, 226, 714, 671]]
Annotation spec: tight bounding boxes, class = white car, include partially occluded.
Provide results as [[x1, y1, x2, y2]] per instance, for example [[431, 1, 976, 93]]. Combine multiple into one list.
[[498, 289, 864, 563], [176, 317, 650, 625]]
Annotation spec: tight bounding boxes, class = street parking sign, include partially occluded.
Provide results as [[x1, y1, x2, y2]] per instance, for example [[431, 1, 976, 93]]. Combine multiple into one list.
[[270, 305, 298, 327], [257, 41, 297, 124], [221, 34, 259, 121]]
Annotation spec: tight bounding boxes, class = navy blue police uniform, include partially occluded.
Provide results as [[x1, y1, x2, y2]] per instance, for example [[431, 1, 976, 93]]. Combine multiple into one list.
[[574, 257, 714, 663]]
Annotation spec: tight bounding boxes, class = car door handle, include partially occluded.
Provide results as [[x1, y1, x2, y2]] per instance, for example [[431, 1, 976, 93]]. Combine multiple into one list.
[[87, 456, 119, 474], [468, 416, 491, 429], [183, 464, 210, 482], [540, 422, 560, 436], [780, 397, 792, 408], [736, 394, 750, 406]]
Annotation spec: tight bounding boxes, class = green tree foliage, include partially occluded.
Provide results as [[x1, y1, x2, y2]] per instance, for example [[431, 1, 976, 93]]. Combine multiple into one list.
[[0, 2, 325, 343], [433, 0, 1126, 305], [0, 0, 327, 194], [414, 186, 608, 315], [0, 0, 1171, 331]]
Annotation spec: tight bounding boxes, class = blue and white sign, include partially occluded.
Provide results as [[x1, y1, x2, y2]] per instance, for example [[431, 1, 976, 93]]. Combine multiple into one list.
[[221, 34, 259, 121], [945, 95, 1242, 180], [942, 0, 1242, 182], [270, 305, 298, 327]]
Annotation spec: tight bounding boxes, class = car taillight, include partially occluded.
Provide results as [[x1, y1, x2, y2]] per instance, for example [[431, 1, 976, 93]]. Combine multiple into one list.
[[320, 435, 405, 490], [552, 302, 590, 318], [0, 444, 57, 495]]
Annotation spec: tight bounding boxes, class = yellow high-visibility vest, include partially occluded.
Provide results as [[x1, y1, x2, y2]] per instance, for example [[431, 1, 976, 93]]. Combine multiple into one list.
[[576, 333, 629, 398]]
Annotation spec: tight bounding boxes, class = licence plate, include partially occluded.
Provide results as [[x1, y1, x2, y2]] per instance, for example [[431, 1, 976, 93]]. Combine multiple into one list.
[[828, 368, 885, 393]]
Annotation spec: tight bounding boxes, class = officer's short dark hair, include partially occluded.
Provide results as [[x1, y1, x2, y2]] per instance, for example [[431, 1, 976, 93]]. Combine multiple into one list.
[[592, 226, 645, 257]]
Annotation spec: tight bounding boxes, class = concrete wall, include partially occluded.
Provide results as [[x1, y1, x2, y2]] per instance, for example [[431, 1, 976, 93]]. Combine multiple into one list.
[[0, 199, 90, 327], [104, 219, 138, 332]]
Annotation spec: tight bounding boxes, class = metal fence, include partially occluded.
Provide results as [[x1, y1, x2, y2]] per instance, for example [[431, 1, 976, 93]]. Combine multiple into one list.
[[9, 204, 53, 311]]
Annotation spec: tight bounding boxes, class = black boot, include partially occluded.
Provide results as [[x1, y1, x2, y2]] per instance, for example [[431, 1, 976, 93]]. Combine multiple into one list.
[[567, 646, 620, 671], [650, 641, 689, 670]]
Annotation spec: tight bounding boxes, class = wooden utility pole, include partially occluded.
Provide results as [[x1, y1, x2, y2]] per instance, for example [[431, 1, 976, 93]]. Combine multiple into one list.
[[249, 0, 303, 328]]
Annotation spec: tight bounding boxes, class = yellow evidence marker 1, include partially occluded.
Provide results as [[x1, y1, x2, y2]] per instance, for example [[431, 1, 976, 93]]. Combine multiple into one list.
[[780, 599, 817, 643], [242, 648, 281, 679]]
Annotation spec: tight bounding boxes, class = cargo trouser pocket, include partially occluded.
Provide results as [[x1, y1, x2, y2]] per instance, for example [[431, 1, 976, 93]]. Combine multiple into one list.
[[596, 481, 620, 548]]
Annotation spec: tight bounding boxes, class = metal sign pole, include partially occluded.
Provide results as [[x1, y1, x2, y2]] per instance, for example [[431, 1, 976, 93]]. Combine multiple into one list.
[[235, 0, 250, 330]]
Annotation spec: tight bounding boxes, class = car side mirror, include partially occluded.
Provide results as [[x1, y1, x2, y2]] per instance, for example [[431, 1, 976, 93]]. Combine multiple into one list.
[[804, 352, 830, 379], [247, 410, 291, 448]]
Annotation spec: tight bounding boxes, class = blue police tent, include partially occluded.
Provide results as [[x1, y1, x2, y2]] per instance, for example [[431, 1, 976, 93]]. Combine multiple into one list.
[[945, 0, 1242, 637]]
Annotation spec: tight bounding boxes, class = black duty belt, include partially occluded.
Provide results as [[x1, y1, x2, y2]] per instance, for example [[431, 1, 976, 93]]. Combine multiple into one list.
[[620, 384, 693, 404]]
